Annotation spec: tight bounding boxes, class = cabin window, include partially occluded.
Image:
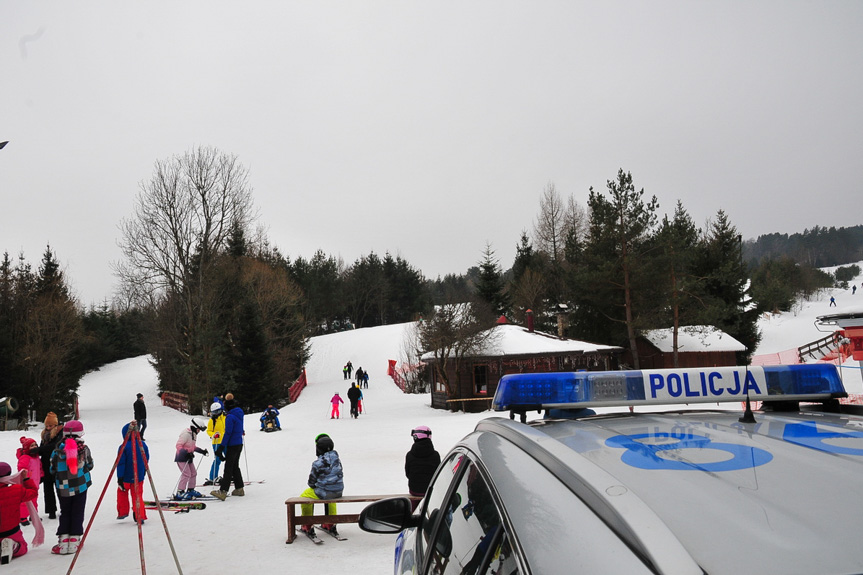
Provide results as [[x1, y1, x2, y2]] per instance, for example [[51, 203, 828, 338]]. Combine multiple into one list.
[[474, 364, 488, 395]]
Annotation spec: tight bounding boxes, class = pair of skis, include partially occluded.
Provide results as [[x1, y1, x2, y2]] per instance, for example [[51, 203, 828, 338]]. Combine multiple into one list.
[[143, 499, 208, 510], [197, 479, 266, 487], [303, 525, 347, 544]]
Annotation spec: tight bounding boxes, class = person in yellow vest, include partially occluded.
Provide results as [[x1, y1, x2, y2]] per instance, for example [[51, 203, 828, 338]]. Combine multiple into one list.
[[204, 402, 225, 486]]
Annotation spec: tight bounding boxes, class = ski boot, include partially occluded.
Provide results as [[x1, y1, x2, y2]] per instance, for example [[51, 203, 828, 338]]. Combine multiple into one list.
[[186, 489, 203, 499]]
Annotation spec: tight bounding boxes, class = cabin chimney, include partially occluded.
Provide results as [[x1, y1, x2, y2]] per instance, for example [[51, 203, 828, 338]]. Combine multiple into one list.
[[526, 309, 534, 332]]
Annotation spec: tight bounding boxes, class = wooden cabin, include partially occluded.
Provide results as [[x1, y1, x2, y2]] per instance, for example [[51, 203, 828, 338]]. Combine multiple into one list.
[[421, 323, 623, 412]]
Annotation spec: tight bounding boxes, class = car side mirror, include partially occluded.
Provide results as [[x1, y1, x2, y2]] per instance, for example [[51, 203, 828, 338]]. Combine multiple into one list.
[[359, 497, 419, 533]]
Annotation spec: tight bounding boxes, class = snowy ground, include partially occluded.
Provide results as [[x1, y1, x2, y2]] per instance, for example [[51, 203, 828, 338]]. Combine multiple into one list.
[[2, 267, 862, 573]]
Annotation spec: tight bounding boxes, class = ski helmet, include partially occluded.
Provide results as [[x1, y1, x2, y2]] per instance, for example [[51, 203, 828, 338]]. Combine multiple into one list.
[[191, 417, 207, 432], [411, 426, 431, 441], [315, 433, 334, 455], [63, 420, 84, 438], [209, 402, 222, 415]]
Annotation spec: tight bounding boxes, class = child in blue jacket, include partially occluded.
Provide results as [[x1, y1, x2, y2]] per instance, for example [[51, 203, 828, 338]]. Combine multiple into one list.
[[116, 421, 149, 523]]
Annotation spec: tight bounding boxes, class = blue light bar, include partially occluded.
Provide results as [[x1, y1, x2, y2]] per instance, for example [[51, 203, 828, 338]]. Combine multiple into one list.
[[492, 364, 846, 412]]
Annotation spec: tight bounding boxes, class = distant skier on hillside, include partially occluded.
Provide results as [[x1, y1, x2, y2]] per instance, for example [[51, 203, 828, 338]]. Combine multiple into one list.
[[347, 384, 362, 419], [830, 296, 837, 307], [330, 393, 344, 419]]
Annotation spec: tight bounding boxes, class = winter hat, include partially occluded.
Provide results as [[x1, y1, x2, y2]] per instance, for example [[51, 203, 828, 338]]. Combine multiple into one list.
[[315, 433, 334, 456], [63, 420, 84, 438], [225, 393, 234, 401], [20, 437, 37, 453], [44, 412, 59, 427], [411, 426, 432, 441], [0, 462, 10, 477], [136, 393, 143, 399]]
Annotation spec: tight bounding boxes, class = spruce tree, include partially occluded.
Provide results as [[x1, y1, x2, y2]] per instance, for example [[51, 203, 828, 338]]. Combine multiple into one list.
[[692, 209, 761, 362], [476, 243, 510, 317], [571, 169, 658, 366]]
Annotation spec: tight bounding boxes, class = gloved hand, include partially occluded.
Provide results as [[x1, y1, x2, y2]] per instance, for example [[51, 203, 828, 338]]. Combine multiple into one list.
[[117, 478, 126, 490], [202, 449, 209, 457], [216, 447, 226, 462]]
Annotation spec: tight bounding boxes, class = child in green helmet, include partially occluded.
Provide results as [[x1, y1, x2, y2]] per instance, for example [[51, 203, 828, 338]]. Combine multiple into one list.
[[299, 433, 344, 538]]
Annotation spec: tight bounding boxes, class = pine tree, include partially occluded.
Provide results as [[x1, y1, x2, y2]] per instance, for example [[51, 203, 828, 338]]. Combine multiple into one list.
[[654, 201, 701, 366], [692, 209, 761, 362], [475, 243, 510, 317], [571, 170, 658, 366]]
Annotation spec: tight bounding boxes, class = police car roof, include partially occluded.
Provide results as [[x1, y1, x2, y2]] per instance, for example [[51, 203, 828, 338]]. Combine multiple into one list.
[[468, 408, 863, 575]]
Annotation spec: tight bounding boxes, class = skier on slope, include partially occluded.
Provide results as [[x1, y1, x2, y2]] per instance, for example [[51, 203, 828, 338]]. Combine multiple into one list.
[[116, 421, 149, 523], [50, 420, 93, 556], [205, 402, 225, 486], [211, 393, 246, 500], [330, 392, 344, 419], [174, 418, 208, 500], [347, 384, 362, 419]]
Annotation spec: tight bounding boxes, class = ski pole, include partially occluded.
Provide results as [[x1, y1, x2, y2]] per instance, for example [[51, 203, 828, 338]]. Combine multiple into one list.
[[242, 435, 250, 482]]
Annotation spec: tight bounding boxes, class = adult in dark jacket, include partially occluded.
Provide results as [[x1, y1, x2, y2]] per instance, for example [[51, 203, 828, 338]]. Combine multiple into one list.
[[37, 412, 63, 519], [347, 384, 362, 419], [210, 393, 245, 501], [405, 426, 441, 511], [133, 393, 147, 440], [116, 422, 149, 523]]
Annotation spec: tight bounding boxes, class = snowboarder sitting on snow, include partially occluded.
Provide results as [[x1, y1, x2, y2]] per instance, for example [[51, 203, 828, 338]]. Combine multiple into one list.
[[330, 392, 344, 419], [0, 462, 40, 561], [405, 426, 441, 511], [260, 405, 281, 431], [174, 418, 209, 500], [299, 433, 344, 539], [116, 421, 149, 523]]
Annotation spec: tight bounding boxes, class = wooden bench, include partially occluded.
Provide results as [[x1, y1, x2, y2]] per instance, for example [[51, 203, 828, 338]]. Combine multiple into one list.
[[285, 494, 420, 543]]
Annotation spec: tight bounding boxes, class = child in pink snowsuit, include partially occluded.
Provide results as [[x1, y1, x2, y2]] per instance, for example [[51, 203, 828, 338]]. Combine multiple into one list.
[[330, 393, 344, 419], [15, 437, 42, 525], [174, 418, 208, 499]]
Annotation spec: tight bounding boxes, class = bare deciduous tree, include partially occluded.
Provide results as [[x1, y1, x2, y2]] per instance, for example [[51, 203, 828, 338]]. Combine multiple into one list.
[[418, 302, 499, 400], [116, 146, 256, 300], [115, 146, 257, 403]]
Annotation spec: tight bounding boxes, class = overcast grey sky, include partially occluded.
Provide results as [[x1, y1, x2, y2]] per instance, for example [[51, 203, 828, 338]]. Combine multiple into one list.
[[2, 1, 862, 306]]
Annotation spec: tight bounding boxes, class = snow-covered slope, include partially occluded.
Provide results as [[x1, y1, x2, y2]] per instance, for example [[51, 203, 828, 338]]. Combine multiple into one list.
[[2, 266, 863, 572], [0, 324, 489, 574]]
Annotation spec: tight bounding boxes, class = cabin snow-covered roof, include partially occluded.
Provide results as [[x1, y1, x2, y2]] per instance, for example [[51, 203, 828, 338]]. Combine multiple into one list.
[[421, 323, 622, 360], [642, 325, 746, 353]]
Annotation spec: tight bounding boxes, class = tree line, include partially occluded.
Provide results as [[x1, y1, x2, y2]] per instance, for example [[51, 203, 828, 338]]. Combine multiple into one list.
[[3, 147, 860, 417]]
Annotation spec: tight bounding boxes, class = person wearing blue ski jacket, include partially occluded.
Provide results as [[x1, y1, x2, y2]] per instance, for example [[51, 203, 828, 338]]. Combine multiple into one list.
[[211, 393, 245, 500]]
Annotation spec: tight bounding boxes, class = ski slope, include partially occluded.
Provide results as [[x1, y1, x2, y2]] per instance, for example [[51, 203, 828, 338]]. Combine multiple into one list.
[[2, 270, 863, 572]]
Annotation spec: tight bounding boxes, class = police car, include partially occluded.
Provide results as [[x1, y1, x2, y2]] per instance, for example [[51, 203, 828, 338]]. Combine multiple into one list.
[[359, 364, 863, 574]]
